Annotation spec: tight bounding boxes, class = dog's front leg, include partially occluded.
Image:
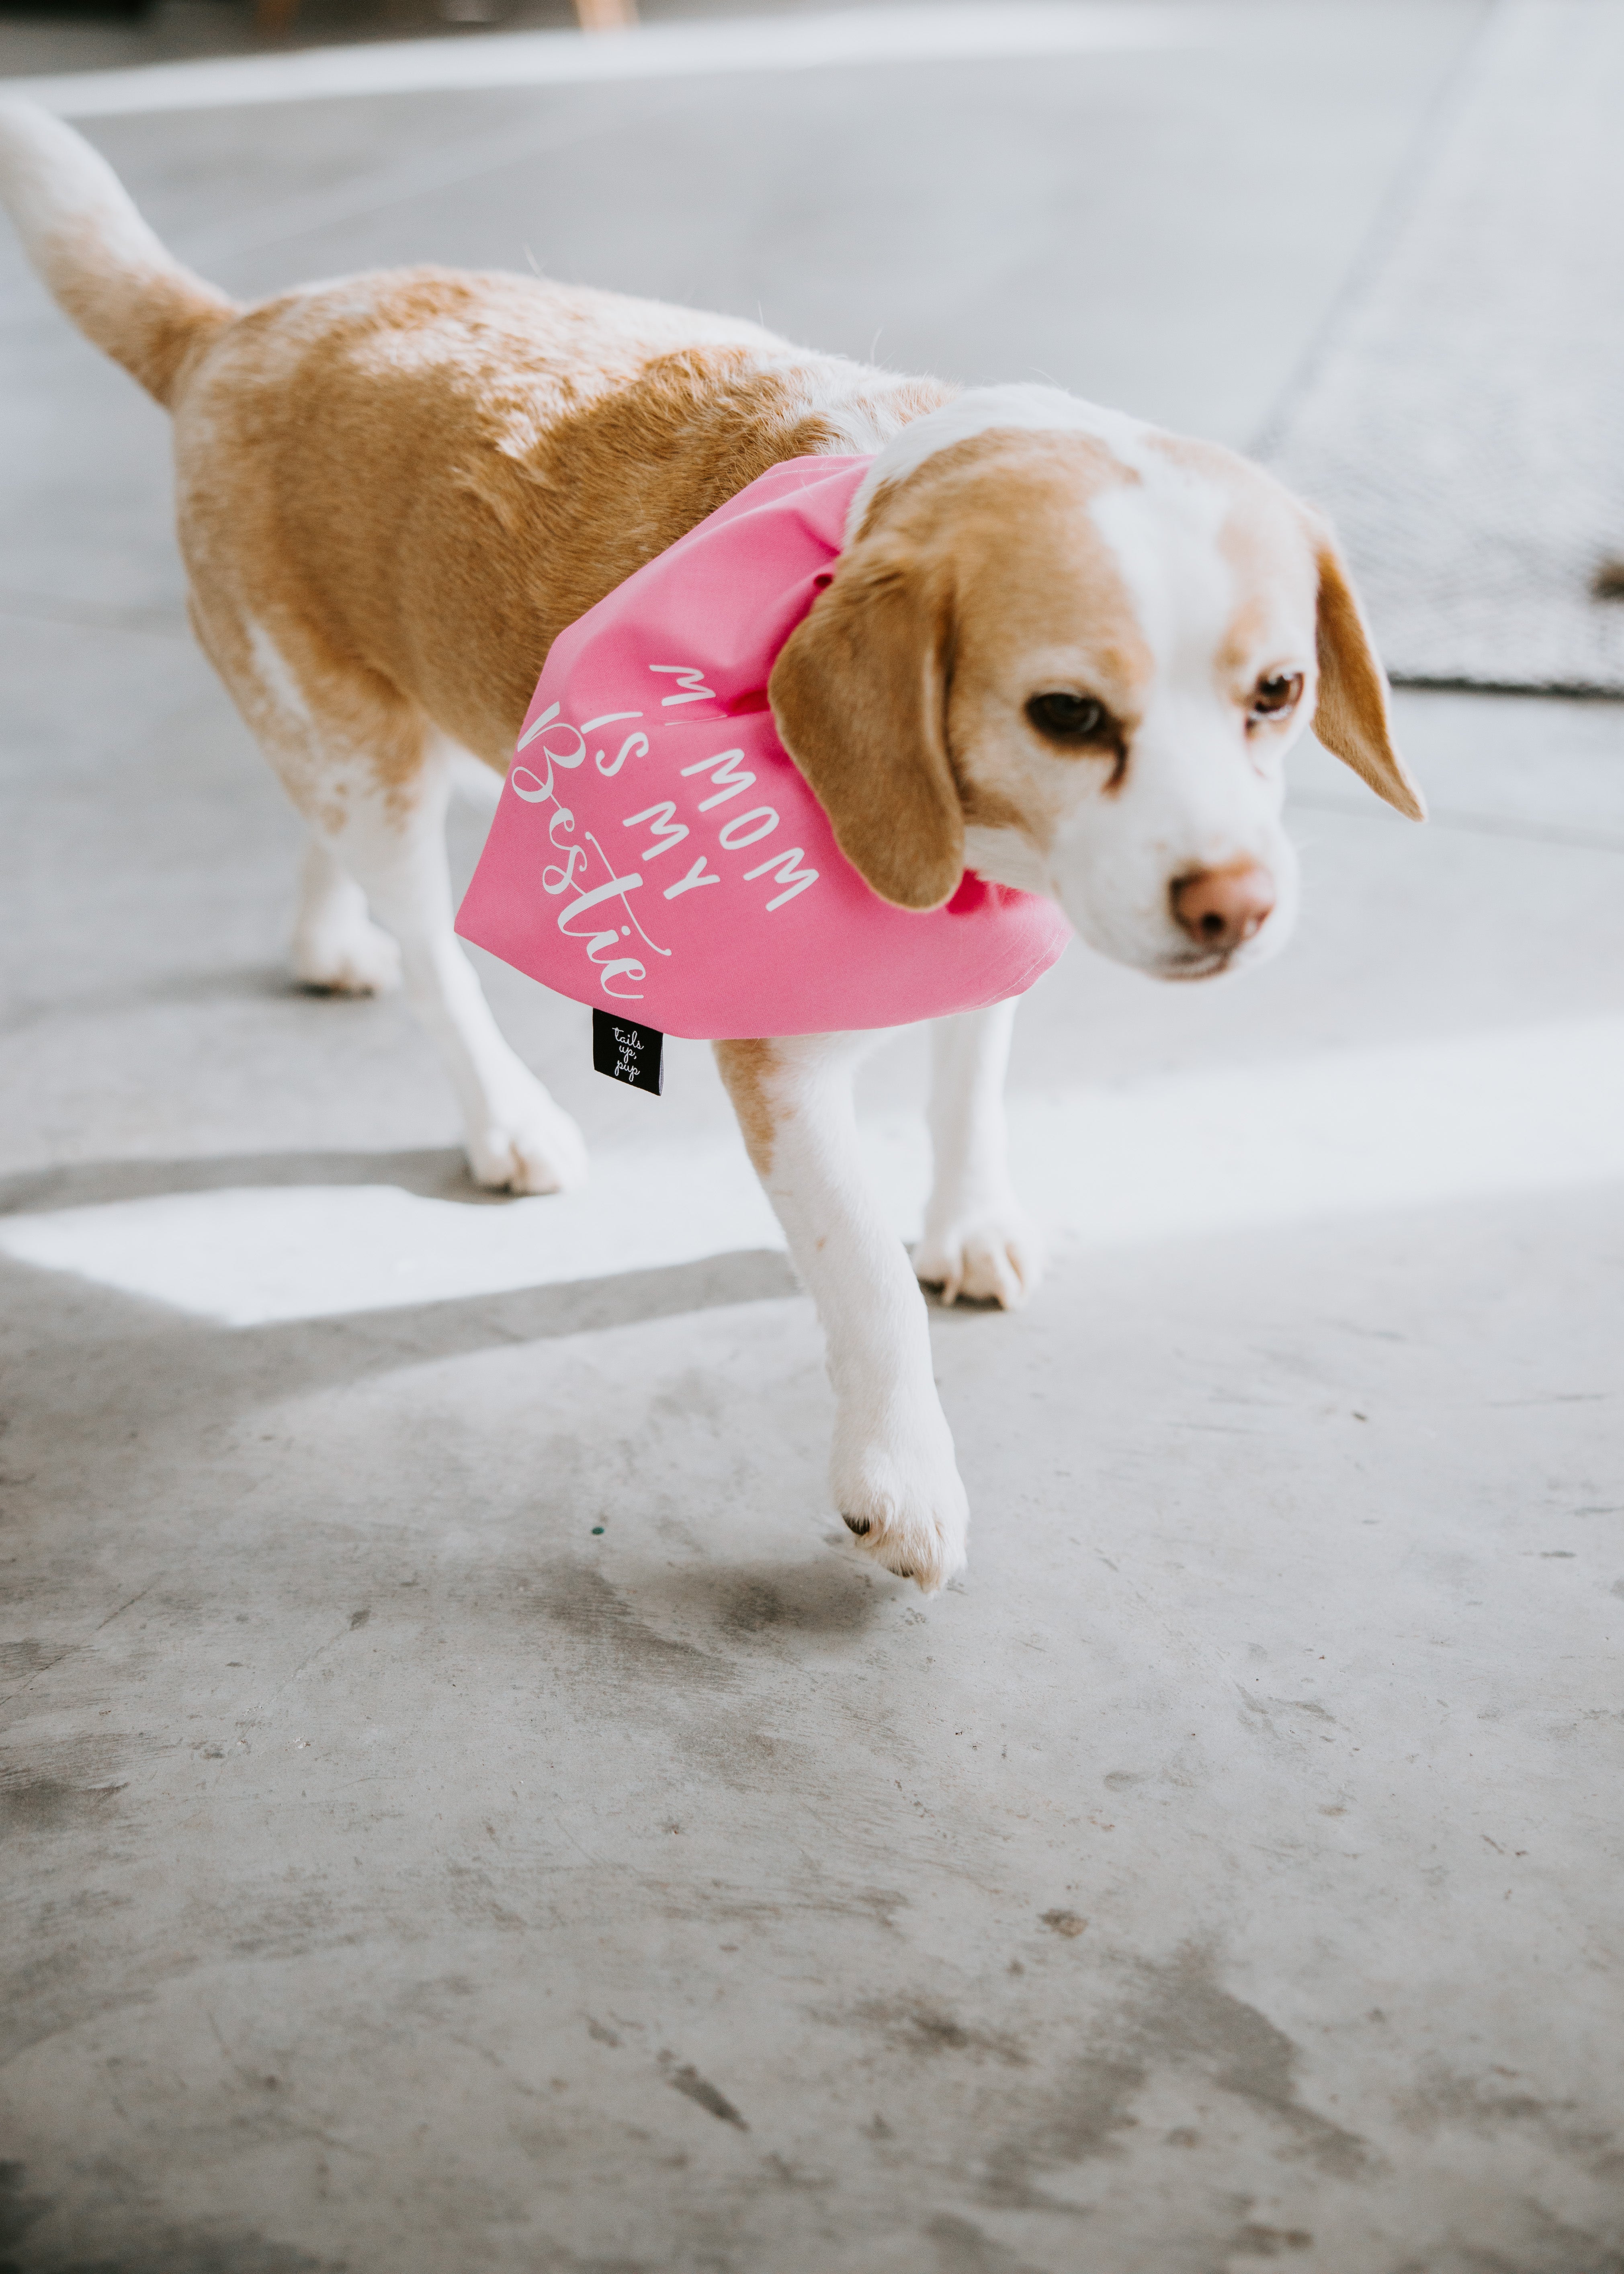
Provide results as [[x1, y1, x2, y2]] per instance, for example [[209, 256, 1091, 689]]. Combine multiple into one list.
[[914, 998, 1043, 1308], [716, 1033, 968, 1593]]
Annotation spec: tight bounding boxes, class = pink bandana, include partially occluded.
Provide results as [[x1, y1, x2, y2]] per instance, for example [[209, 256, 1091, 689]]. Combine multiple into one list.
[[455, 453, 1071, 1040]]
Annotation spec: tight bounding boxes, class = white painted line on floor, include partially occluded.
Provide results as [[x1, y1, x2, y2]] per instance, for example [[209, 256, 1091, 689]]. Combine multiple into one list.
[[0, 3, 1204, 121], [4, 1014, 1623, 1329]]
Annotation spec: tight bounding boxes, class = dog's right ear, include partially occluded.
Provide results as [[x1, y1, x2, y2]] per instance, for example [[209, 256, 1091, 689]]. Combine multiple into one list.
[[769, 540, 965, 911], [1307, 515, 1427, 821]]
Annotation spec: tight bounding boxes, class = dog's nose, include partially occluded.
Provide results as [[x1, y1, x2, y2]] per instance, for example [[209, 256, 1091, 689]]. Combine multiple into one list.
[[1171, 863, 1276, 952]]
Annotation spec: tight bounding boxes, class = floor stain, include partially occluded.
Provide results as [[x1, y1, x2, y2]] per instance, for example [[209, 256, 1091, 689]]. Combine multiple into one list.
[[858, 1999, 1030, 2067], [980, 2054, 1148, 2208], [0, 2167, 331, 2274], [535, 1561, 734, 1693], [1229, 2223, 1314, 2258], [629, 1556, 886, 1650], [673, 1710, 821, 1796], [0, 2161, 48, 2266], [1401, 2061, 1622, 2178], [1388, 2198, 1624, 2274], [0, 1771, 125, 1837], [711, 1565, 880, 1641], [925, 2211, 1051, 2273], [979, 1941, 1368, 2212], [1122, 1944, 1370, 2178], [661, 2057, 749, 2131], [0, 1640, 77, 1686]]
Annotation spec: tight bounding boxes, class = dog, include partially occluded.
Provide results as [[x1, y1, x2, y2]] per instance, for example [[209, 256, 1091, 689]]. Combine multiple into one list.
[[0, 101, 1424, 1592]]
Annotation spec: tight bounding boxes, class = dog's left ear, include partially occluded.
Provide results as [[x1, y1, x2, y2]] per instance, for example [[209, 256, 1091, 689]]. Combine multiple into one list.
[[1308, 517, 1427, 821], [769, 540, 964, 911]]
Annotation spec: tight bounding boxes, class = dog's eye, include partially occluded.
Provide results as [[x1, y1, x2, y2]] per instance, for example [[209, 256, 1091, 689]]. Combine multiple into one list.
[[1026, 691, 1112, 746], [1250, 671, 1304, 720]]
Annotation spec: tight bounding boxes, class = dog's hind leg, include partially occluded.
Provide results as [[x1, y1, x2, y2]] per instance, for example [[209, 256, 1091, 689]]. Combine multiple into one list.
[[913, 997, 1043, 1308], [309, 746, 588, 1194], [199, 605, 588, 1195], [291, 836, 403, 997]]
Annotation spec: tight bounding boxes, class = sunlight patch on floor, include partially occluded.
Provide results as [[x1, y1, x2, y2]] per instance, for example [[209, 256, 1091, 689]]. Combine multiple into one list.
[[4, 1015, 1621, 1328]]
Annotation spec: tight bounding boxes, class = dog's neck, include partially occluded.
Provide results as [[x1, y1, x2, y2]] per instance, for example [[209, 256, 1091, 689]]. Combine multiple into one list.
[[843, 383, 1155, 543], [766, 350, 957, 464]]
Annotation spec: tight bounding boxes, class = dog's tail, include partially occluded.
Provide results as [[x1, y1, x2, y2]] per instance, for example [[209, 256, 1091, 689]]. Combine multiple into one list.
[[0, 99, 238, 408]]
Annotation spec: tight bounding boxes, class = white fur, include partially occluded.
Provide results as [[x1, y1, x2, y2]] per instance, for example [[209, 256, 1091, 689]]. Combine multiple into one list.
[[315, 750, 590, 1195], [914, 999, 1041, 1309], [221, 618, 590, 1195], [0, 98, 166, 279], [1051, 471, 1305, 974], [290, 836, 402, 995], [245, 616, 314, 728], [747, 1029, 973, 1592], [1089, 465, 1234, 671]]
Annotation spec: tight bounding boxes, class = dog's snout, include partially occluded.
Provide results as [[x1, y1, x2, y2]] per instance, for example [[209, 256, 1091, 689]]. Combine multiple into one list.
[[1171, 863, 1276, 953]]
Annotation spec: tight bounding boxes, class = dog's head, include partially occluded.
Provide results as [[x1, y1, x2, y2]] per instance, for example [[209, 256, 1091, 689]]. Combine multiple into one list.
[[770, 387, 1423, 978]]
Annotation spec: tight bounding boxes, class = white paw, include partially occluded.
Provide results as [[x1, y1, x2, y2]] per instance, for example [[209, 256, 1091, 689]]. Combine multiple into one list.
[[832, 1413, 969, 1595], [914, 1204, 1044, 1309], [292, 918, 402, 997], [466, 1085, 589, 1196]]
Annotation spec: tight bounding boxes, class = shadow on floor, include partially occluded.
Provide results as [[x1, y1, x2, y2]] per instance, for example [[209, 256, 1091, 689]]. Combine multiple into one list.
[[0, 1142, 522, 1213], [1, 1230, 800, 1400]]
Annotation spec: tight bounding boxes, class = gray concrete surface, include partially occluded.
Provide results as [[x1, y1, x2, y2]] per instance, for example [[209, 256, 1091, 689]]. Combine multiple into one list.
[[5, 7, 1624, 2269]]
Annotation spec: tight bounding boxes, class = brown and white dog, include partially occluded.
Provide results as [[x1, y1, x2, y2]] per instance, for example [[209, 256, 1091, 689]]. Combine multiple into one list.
[[0, 102, 1424, 1591]]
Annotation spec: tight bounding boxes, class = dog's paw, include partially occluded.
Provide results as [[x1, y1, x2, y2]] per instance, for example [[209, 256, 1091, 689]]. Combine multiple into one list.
[[832, 1419, 969, 1595], [914, 1206, 1044, 1309], [292, 916, 402, 996], [466, 1087, 589, 1195]]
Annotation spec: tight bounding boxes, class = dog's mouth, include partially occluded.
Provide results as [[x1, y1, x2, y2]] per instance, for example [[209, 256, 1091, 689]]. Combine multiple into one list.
[[1147, 934, 1276, 982], [1157, 950, 1235, 982], [1146, 914, 1288, 984]]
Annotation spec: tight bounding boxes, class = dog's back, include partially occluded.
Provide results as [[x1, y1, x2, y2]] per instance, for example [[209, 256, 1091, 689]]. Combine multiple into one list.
[[0, 101, 942, 764]]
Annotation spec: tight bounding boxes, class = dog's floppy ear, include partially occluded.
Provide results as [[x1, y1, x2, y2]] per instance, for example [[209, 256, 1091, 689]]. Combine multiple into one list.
[[1307, 518, 1426, 821], [769, 541, 964, 910]]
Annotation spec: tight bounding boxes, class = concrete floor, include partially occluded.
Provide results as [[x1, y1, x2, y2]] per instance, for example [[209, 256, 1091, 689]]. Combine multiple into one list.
[[4, 6, 1624, 2269]]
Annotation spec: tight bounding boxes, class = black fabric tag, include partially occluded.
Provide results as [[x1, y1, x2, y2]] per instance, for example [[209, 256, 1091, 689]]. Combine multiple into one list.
[[592, 1010, 664, 1095]]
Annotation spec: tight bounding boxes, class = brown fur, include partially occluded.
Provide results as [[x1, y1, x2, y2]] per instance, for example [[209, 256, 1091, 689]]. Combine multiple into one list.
[[1309, 528, 1426, 820], [166, 269, 949, 807], [714, 1039, 782, 1175], [47, 220, 235, 408], [768, 528, 963, 911]]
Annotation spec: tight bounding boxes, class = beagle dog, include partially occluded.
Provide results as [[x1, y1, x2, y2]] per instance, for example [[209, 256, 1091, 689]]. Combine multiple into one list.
[[0, 102, 1423, 1591]]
